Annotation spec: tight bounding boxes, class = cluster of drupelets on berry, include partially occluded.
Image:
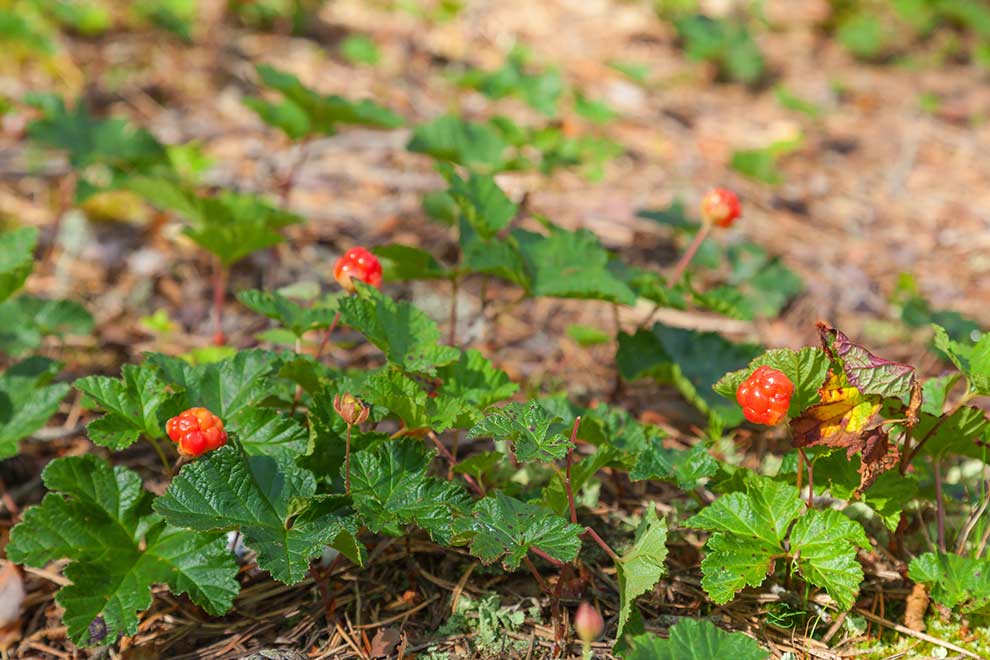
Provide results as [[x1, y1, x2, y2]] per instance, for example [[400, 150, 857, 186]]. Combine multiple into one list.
[[165, 188, 794, 457]]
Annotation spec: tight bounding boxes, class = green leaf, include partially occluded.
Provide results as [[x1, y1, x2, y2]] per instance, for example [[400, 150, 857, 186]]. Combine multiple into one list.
[[574, 92, 619, 124], [468, 401, 571, 463], [407, 115, 509, 171], [0, 226, 38, 303], [714, 348, 830, 418], [686, 477, 801, 603], [232, 407, 308, 459], [0, 357, 70, 459], [566, 324, 610, 346], [74, 364, 180, 450], [340, 34, 381, 65], [615, 506, 668, 641], [455, 47, 563, 116], [933, 325, 990, 395], [7, 455, 238, 646], [459, 217, 529, 286], [435, 349, 519, 427], [372, 244, 448, 281], [145, 349, 279, 419], [789, 509, 869, 610], [237, 289, 336, 337], [514, 225, 637, 305], [154, 444, 355, 583], [624, 618, 768, 660], [246, 64, 402, 139], [127, 179, 302, 265], [349, 438, 471, 545], [674, 15, 766, 85], [337, 284, 460, 375], [0, 295, 93, 355], [909, 552, 990, 614], [454, 492, 583, 569], [913, 406, 989, 460], [630, 442, 718, 490], [441, 167, 517, 237]]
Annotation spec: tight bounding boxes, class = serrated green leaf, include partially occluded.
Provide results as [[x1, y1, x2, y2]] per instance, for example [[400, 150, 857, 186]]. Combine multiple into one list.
[[687, 477, 802, 547], [615, 506, 668, 640], [145, 349, 279, 419], [624, 618, 768, 660], [913, 406, 989, 460], [789, 509, 868, 610], [337, 284, 460, 375], [0, 357, 70, 458], [154, 444, 351, 583], [349, 438, 470, 545], [441, 167, 517, 237], [407, 115, 509, 171], [933, 325, 990, 395], [454, 492, 583, 569], [372, 244, 448, 281], [237, 289, 336, 337], [459, 217, 529, 286], [231, 407, 308, 459], [514, 225, 637, 305], [435, 349, 518, 427], [629, 442, 717, 490], [468, 401, 571, 463], [247, 64, 402, 139], [0, 226, 38, 303], [909, 552, 990, 614], [74, 364, 179, 450], [0, 295, 93, 355], [7, 455, 238, 646], [714, 348, 830, 418], [127, 179, 302, 265]]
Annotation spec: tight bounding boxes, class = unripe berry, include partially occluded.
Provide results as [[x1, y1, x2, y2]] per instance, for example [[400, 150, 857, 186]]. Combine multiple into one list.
[[165, 407, 228, 457], [333, 246, 382, 293], [574, 601, 604, 643], [333, 393, 370, 426], [736, 366, 794, 425], [700, 188, 741, 228]]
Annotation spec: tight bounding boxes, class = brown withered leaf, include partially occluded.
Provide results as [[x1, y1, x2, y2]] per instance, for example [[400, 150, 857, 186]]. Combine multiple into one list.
[[369, 627, 401, 658]]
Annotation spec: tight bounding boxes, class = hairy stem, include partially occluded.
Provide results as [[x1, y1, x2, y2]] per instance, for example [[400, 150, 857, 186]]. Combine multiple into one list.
[[530, 546, 565, 567], [448, 276, 459, 346], [670, 221, 712, 284], [583, 527, 620, 563], [344, 423, 353, 496], [522, 555, 549, 593]]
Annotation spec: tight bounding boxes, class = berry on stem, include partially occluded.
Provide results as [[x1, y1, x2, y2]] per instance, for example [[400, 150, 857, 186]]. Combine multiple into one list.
[[166, 407, 228, 458], [574, 601, 604, 643], [700, 188, 741, 228], [736, 366, 794, 425], [333, 246, 382, 293]]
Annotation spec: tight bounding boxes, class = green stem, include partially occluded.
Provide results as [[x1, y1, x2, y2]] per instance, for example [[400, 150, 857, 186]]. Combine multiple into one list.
[[149, 436, 173, 477]]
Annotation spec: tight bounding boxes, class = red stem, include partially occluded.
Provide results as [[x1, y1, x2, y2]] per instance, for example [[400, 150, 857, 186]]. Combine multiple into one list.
[[316, 310, 341, 361], [583, 527, 620, 563], [523, 555, 549, 593], [565, 417, 581, 524], [428, 431, 484, 497], [669, 222, 712, 283], [530, 546, 565, 567]]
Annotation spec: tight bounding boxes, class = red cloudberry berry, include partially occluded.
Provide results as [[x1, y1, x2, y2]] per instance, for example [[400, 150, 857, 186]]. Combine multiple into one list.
[[700, 188, 741, 228], [166, 407, 228, 457], [736, 366, 794, 425], [333, 247, 382, 293]]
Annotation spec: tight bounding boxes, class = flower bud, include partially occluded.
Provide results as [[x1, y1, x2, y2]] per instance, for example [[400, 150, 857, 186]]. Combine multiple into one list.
[[574, 601, 604, 643], [333, 393, 369, 426]]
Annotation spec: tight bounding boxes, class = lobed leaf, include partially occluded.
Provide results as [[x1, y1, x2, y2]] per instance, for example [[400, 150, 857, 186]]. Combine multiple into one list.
[[468, 401, 571, 463], [624, 618, 768, 660], [615, 506, 668, 640], [0, 357, 71, 459], [909, 552, 990, 614], [0, 226, 38, 303]]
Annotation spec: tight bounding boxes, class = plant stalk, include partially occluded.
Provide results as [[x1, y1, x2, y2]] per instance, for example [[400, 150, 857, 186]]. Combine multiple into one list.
[[934, 458, 947, 553], [583, 527, 620, 563], [344, 423, 353, 495], [670, 221, 711, 284], [565, 417, 581, 524]]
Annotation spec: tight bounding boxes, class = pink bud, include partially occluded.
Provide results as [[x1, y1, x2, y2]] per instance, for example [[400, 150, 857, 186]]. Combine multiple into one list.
[[574, 601, 604, 643], [333, 393, 370, 426]]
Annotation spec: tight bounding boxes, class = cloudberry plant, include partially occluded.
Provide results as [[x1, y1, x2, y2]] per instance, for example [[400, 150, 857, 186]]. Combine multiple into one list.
[[736, 366, 793, 425], [700, 187, 741, 228], [166, 407, 228, 457], [333, 246, 383, 292]]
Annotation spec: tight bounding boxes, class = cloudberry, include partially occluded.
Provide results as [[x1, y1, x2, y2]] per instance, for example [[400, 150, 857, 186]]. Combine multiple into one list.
[[165, 407, 228, 457], [736, 366, 794, 425]]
